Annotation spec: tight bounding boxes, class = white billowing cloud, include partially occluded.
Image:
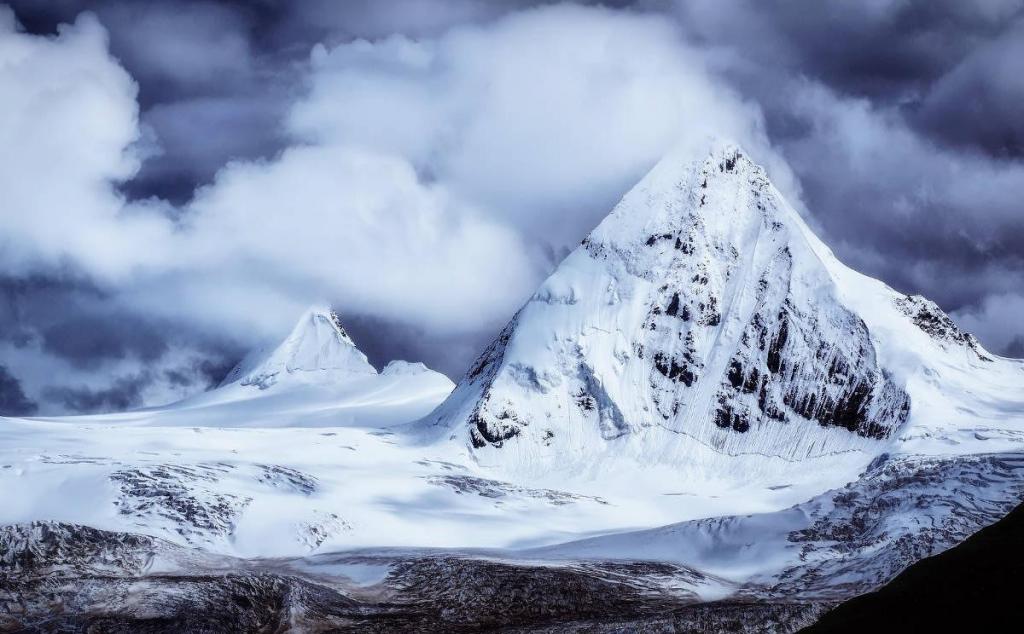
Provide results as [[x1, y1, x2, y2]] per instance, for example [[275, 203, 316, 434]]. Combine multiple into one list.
[[133, 3, 787, 341], [289, 4, 789, 250], [1, 3, 790, 379], [0, 10, 173, 280], [0, 7, 532, 344], [147, 145, 536, 337]]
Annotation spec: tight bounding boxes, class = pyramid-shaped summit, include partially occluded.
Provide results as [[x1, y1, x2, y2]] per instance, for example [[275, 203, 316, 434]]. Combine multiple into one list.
[[428, 142, 913, 471], [222, 305, 377, 389]]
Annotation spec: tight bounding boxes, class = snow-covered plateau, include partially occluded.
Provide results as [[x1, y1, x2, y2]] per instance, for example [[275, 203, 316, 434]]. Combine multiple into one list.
[[2, 142, 1022, 632]]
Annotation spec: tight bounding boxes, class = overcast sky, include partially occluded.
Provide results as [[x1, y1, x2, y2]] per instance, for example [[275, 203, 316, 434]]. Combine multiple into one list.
[[1, 0, 1022, 415]]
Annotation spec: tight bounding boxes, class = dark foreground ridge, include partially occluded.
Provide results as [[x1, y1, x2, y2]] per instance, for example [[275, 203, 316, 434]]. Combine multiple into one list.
[[0, 522, 829, 633], [803, 501, 1024, 633]]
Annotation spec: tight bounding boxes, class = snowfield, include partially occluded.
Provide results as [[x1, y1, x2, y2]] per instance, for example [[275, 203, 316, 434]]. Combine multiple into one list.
[[2, 142, 1022, 627]]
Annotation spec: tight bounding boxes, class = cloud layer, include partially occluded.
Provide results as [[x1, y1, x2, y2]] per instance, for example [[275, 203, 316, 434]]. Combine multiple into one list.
[[1, 1, 1021, 414]]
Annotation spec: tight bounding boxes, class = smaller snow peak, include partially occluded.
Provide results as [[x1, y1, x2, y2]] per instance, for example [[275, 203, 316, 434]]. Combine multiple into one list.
[[226, 304, 377, 390], [306, 307, 350, 341], [297, 304, 354, 344], [276, 304, 376, 376]]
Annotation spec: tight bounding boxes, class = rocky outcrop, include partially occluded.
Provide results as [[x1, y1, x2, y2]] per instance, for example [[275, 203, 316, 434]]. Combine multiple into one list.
[[895, 294, 993, 361], [0, 522, 824, 633]]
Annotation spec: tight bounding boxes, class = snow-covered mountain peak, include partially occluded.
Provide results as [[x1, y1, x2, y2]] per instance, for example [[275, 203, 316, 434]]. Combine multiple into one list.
[[222, 305, 377, 390], [584, 142, 809, 279], [428, 142, 917, 476], [588, 141, 764, 240]]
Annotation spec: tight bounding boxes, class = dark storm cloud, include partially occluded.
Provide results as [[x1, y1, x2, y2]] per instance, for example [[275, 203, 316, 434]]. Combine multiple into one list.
[[916, 19, 1024, 157], [1, 275, 163, 370], [1006, 337, 1024, 358], [163, 357, 235, 390], [43, 372, 150, 413], [0, 366, 37, 416], [124, 95, 292, 203], [0, 275, 240, 414], [673, 0, 1022, 101], [41, 315, 168, 370], [0, 274, 101, 348], [31, 343, 237, 415], [341, 313, 501, 379]]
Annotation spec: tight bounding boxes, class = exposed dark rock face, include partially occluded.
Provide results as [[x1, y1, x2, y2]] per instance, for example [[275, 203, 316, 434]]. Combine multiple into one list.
[[717, 298, 911, 440], [469, 407, 521, 448], [109, 464, 251, 544], [255, 464, 319, 495], [636, 157, 910, 444], [465, 318, 516, 385], [0, 522, 163, 577], [653, 351, 697, 386], [895, 294, 993, 360], [509, 603, 831, 634], [461, 316, 524, 449]]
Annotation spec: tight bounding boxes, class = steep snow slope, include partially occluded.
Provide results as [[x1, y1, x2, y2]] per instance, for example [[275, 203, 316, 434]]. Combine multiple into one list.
[[425, 143, 1019, 487]]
